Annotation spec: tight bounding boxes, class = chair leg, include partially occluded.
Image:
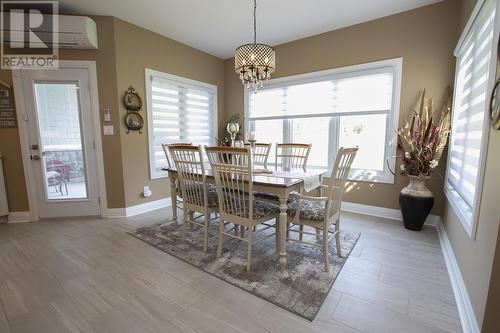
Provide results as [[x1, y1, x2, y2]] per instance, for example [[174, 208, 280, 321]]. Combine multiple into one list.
[[323, 227, 330, 272], [234, 225, 239, 236], [189, 211, 194, 230], [299, 225, 304, 241], [217, 220, 224, 258], [246, 225, 253, 271], [203, 213, 209, 252], [181, 209, 188, 241], [316, 228, 321, 239], [286, 222, 290, 239], [335, 221, 342, 257]]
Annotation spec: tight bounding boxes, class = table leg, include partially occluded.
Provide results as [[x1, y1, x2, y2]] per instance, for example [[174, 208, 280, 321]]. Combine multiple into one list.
[[170, 176, 178, 224], [279, 197, 287, 272]]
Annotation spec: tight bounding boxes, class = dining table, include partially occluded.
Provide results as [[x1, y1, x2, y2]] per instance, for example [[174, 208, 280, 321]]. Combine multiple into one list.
[[164, 165, 329, 272]]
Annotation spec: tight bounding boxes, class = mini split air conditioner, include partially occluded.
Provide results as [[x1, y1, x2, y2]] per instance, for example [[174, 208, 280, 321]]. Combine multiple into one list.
[[2, 15, 98, 49]]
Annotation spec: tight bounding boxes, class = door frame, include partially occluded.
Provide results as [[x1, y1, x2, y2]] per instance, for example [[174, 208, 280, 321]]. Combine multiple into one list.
[[12, 60, 108, 221]]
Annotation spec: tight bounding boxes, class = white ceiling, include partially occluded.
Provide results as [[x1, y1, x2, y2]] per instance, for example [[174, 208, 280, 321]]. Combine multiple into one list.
[[59, 0, 442, 59]]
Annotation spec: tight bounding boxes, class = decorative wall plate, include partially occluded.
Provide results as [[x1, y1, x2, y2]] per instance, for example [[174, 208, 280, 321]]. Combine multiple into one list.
[[125, 112, 144, 133], [491, 79, 500, 130], [123, 85, 142, 111]]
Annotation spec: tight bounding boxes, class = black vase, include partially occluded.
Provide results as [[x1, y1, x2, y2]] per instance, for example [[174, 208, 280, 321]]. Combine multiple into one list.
[[399, 175, 434, 231]]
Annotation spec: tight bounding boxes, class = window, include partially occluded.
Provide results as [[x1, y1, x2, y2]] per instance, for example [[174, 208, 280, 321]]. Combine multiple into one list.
[[145, 69, 217, 179], [445, 0, 498, 238], [245, 58, 402, 183]]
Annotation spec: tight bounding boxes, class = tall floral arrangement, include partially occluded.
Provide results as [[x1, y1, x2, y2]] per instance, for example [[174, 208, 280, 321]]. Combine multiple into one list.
[[397, 88, 452, 176]]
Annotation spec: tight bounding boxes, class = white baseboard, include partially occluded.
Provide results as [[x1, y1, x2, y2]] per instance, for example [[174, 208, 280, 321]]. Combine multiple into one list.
[[341, 201, 438, 227], [436, 220, 480, 333], [7, 211, 31, 223], [107, 198, 171, 218]]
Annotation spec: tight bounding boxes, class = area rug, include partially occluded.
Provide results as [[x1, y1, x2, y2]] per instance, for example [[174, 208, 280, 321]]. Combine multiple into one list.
[[129, 219, 360, 321]]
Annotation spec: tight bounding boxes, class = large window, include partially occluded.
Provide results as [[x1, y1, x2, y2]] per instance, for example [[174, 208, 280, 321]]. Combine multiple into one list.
[[245, 58, 402, 183], [145, 69, 217, 179], [445, 0, 498, 238]]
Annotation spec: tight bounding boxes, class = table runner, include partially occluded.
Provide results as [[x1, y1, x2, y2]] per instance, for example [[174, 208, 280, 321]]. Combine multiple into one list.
[[272, 170, 321, 192]]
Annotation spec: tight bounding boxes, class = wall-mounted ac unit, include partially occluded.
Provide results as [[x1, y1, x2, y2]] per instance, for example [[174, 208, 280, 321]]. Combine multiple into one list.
[[2, 15, 98, 49], [0, 154, 9, 219]]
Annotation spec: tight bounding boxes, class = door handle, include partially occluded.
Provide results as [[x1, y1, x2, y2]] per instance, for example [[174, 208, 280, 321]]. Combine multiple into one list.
[[30, 155, 41, 161]]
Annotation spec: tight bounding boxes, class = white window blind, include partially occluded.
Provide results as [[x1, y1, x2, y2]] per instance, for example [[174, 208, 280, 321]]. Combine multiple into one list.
[[246, 59, 402, 182], [445, 0, 497, 237], [145, 69, 217, 179]]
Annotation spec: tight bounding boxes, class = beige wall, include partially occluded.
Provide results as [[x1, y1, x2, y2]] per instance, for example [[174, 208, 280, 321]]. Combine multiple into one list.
[[0, 16, 127, 210], [0, 15, 225, 212], [440, 0, 500, 330], [0, 71, 29, 212], [224, 0, 460, 215], [482, 228, 500, 332], [112, 18, 224, 207]]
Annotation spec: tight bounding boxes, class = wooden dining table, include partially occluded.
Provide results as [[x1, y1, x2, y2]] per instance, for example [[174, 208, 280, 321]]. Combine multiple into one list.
[[164, 166, 329, 272]]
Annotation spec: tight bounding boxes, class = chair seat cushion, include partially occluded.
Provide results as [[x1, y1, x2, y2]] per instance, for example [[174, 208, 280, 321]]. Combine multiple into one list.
[[178, 183, 218, 208], [287, 199, 326, 222], [206, 187, 218, 207], [225, 198, 279, 220], [253, 200, 280, 219]]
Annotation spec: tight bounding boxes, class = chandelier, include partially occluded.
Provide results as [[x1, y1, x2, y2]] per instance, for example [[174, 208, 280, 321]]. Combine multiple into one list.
[[235, 0, 275, 91]]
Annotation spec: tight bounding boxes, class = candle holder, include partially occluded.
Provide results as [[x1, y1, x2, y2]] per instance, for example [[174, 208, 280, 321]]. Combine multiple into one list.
[[226, 122, 240, 147]]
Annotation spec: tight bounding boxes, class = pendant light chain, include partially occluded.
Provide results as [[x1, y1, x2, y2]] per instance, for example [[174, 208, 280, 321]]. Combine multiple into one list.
[[253, 0, 257, 43]]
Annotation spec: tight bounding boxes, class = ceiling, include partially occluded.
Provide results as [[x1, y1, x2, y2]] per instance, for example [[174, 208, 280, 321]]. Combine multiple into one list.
[[59, 0, 442, 59]]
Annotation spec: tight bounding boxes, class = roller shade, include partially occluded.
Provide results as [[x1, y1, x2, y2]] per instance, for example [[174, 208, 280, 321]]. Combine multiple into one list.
[[148, 74, 216, 178], [447, 0, 496, 211], [248, 69, 393, 120]]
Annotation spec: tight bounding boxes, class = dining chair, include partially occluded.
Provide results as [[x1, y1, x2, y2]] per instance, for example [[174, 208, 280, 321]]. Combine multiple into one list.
[[275, 143, 312, 172], [205, 146, 279, 271], [244, 143, 272, 169], [169, 145, 219, 252], [162, 142, 192, 169], [255, 143, 312, 204], [286, 147, 358, 272], [162, 142, 193, 217]]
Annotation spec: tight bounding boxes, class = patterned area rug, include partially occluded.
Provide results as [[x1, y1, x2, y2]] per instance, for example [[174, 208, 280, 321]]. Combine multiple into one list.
[[129, 219, 360, 321]]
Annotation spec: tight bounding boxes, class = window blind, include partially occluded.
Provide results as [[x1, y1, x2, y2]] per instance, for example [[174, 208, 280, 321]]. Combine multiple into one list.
[[246, 62, 399, 180], [446, 0, 496, 222], [148, 74, 216, 178], [248, 69, 393, 120]]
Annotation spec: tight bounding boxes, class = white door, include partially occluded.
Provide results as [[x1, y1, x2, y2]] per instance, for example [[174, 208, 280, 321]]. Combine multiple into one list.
[[19, 68, 100, 218]]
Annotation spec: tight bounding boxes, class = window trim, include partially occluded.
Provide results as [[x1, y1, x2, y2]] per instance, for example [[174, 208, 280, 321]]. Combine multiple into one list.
[[444, 0, 499, 239], [144, 68, 218, 180], [244, 58, 402, 183]]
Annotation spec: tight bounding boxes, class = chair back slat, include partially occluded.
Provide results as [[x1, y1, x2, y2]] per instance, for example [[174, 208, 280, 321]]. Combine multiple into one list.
[[325, 147, 358, 219], [206, 146, 253, 222], [245, 143, 272, 168], [169, 145, 207, 210], [162, 142, 192, 169], [275, 143, 311, 171]]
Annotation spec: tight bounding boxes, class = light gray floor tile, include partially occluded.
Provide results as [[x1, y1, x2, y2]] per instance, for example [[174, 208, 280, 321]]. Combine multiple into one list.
[[8, 297, 94, 333], [333, 294, 449, 333], [0, 210, 461, 333]]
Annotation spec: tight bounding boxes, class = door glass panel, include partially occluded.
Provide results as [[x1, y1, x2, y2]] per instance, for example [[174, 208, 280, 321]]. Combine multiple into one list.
[[34, 83, 88, 200]]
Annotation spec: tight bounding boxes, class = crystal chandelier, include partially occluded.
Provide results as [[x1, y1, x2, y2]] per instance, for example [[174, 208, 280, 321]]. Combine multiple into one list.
[[235, 0, 275, 91]]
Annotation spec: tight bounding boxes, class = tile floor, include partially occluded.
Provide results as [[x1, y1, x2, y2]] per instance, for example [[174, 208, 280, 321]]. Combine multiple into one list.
[[0, 209, 462, 333]]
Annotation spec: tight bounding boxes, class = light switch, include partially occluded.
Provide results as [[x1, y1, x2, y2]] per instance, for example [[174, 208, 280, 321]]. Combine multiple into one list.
[[103, 108, 111, 122], [103, 125, 114, 135]]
